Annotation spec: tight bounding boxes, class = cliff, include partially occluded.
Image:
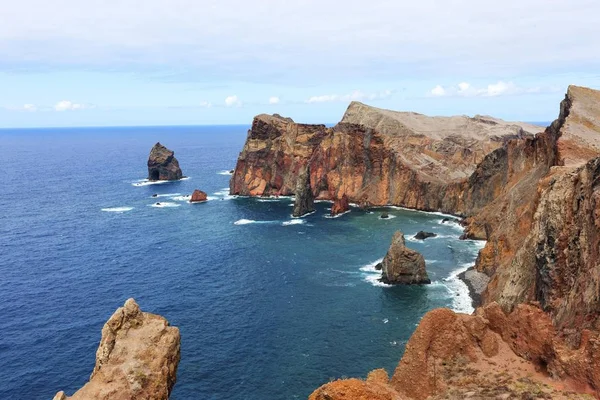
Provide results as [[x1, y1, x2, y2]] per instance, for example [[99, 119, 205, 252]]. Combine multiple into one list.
[[53, 299, 180, 400], [307, 87, 600, 398], [148, 142, 183, 181], [229, 105, 541, 211]]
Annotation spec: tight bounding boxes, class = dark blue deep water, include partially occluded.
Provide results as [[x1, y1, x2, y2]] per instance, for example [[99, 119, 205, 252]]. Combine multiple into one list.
[[0, 126, 484, 399]]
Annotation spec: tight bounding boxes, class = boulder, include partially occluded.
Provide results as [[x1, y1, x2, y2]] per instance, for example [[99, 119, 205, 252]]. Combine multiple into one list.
[[414, 231, 437, 240], [330, 194, 350, 216], [292, 166, 315, 217], [147, 142, 183, 181], [380, 212, 389, 219], [54, 299, 180, 400], [190, 189, 208, 203], [378, 231, 430, 284]]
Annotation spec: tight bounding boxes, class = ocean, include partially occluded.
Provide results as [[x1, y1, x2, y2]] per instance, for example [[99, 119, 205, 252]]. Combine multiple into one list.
[[0, 125, 484, 399]]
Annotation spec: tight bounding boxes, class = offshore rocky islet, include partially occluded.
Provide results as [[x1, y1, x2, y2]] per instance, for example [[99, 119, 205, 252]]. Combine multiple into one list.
[[56, 85, 600, 399]]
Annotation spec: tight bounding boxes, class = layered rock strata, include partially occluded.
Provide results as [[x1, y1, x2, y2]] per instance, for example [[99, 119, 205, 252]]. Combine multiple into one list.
[[53, 299, 180, 400], [148, 142, 183, 181], [377, 231, 430, 285]]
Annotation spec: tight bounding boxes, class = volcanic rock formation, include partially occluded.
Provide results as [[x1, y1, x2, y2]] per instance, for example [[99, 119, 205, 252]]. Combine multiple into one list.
[[148, 142, 183, 181], [414, 231, 436, 240], [53, 299, 180, 400], [190, 189, 208, 203], [330, 194, 350, 216], [292, 166, 315, 217], [377, 231, 430, 284], [229, 103, 540, 209], [307, 87, 600, 398]]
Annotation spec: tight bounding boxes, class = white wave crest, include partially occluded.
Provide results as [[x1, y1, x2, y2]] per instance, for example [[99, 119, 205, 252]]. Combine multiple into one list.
[[149, 202, 180, 208], [101, 207, 133, 213], [324, 210, 351, 219], [217, 170, 234, 175], [282, 219, 306, 226], [170, 195, 191, 201], [359, 258, 391, 287], [150, 193, 181, 198]]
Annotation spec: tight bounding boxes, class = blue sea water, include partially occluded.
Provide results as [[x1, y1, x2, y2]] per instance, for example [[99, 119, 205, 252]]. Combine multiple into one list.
[[0, 125, 484, 400]]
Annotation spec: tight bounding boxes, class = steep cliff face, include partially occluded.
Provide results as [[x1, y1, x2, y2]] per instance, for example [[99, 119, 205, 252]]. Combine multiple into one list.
[[481, 86, 600, 310], [230, 106, 541, 212], [53, 299, 180, 400]]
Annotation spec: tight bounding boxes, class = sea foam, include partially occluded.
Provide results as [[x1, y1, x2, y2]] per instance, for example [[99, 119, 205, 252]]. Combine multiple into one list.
[[101, 207, 133, 213], [149, 202, 180, 208]]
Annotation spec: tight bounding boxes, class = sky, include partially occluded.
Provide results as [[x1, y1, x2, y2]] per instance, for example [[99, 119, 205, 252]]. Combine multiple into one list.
[[1, 0, 600, 128]]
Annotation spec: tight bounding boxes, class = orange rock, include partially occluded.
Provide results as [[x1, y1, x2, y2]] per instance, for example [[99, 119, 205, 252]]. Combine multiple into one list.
[[330, 194, 350, 216], [190, 189, 208, 203]]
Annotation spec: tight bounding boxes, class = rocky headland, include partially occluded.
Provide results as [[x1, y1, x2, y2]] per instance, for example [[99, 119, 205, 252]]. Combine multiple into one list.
[[53, 299, 180, 400], [148, 142, 183, 181], [231, 85, 600, 398], [377, 230, 430, 285]]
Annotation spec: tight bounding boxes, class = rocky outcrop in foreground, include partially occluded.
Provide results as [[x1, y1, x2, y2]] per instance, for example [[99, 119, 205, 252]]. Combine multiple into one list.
[[53, 299, 180, 400], [311, 304, 595, 399], [377, 231, 430, 285], [292, 166, 315, 217], [190, 189, 208, 203], [148, 142, 183, 181]]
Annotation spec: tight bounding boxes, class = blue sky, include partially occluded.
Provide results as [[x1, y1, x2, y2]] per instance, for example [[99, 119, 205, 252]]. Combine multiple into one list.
[[1, 0, 599, 128]]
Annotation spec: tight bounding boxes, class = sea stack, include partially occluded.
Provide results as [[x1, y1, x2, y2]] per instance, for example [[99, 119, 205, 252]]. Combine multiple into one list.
[[147, 142, 183, 181], [378, 231, 430, 284], [190, 189, 208, 203], [330, 194, 350, 216], [53, 298, 180, 400], [292, 166, 315, 217]]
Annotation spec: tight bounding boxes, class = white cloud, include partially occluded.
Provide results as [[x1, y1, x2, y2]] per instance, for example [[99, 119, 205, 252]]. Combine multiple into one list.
[[430, 85, 446, 97], [5, 103, 37, 112], [269, 96, 280, 105], [2, 1, 597, 83], [54, 100, 90, 111], [428, 81, 554, 98], [306, 90, 392, 103], [225, 95, 241, 107]]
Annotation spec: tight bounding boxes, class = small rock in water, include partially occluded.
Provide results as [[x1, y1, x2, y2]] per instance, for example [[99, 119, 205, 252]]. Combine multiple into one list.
[[414, 231, 437, 240], [190, 189, 208, 203], [229, 169, 234, 174], [381, 212, 389, 219], [152, 193, 158, 198]]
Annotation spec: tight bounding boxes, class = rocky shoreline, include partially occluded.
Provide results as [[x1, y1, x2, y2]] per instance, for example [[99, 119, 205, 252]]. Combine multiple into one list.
[[458, 266, 490, 308]]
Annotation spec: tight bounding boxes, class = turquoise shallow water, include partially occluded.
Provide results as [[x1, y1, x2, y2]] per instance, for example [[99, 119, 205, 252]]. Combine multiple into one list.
[[0, 125, 483, 399]]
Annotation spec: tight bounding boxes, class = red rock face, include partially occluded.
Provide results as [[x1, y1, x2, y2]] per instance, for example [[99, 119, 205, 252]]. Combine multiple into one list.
[[330, 194, 349, 216], [190, 189, 208, 203]]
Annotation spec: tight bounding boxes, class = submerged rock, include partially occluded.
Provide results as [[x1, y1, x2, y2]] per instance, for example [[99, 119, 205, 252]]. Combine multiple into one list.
[[414, 231, 437, 240], [190, 189, 208, 203], [147, 142, 183, 181], [54, 299, 180, 400], [292, 166, 315, 217], [330, 194, 350, 216], [378, 231, 430, 284]]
